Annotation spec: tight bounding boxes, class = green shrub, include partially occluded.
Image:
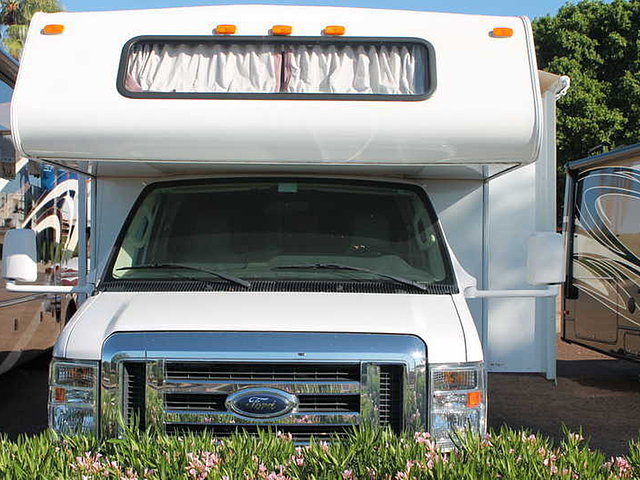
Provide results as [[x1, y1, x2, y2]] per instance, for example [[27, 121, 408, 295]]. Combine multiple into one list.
[[0, 426, 636, 479]]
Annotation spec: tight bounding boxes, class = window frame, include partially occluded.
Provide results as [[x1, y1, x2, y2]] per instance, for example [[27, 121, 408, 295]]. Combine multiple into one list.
[[116, 35, 436, 102]]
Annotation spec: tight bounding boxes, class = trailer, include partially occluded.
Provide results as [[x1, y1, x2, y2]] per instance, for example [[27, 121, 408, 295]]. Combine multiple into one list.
[[563, 143, 640, 361], [2, 5, 568, 446]]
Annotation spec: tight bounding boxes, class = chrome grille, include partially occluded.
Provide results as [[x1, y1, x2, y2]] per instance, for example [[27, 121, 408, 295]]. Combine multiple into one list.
[[101, 332, 427, 439], [161, 362, 363, 438]]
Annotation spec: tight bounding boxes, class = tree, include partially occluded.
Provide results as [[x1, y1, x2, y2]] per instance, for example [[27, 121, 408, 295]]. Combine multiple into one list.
[[533, 0, 640, 167], [0, 0, 62, 59]]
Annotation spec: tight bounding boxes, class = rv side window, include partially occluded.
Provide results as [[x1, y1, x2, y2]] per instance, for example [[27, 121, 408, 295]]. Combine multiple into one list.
[[119, 37, 432, 100]]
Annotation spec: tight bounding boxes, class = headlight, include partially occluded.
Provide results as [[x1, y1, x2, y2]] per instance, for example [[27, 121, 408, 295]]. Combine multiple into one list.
[[429, 362, 486, 450], [48, 359, 99, 435]]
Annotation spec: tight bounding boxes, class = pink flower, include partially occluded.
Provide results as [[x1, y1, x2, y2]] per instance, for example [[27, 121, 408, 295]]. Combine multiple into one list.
[[605, 456, 633, 478], [569, 433, 584, 443], [414, 432, 431, 444], [71, 452, 107, 475], [276, 431, 293, 442], [342, 469, 354, 479], [185, 451, 222, 479]]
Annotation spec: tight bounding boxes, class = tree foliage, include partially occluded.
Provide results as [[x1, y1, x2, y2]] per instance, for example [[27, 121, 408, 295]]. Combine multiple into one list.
[[534, 0, 640, 167], [0, 0, 61, 59]]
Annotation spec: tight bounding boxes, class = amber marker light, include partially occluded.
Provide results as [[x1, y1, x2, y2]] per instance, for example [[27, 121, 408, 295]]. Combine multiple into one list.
[[466, 391, 482, 408], [216, 24, 237, 35], [491, 27, 513, 38], [272, 25, 292, 35], [324, 25, 345, 36], [42, 24, 65, 35], [54, 387, 66, 402]]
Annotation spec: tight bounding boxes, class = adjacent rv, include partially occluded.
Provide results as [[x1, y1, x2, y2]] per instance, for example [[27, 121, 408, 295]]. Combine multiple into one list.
[[564, 144, 640, 361], [0, 50, 81, 375], [3, 5, 567, 446]]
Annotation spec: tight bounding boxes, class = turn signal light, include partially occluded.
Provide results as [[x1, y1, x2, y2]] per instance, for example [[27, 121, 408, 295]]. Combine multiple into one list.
[[467, 391, 482, 408], [272, 25, 292, 35], [54, 387, 66, 402], [491, 27, 513, 38], [216, 24, 237, 35], [42, 24, 64, 35], [324, 25, 345, 36]]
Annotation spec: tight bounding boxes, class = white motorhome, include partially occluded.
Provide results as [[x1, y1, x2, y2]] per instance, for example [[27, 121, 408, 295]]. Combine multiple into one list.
[[2, 5, 568, 447]]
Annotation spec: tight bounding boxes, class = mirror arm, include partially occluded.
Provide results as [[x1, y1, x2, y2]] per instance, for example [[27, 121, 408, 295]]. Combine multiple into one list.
[[465, 285, 559, 298], [5, 281, 94, 294]]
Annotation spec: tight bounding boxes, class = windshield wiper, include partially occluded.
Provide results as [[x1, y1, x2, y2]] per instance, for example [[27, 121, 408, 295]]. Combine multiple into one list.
[[116, 263, 251, 289], [273, 263, 427, 292]]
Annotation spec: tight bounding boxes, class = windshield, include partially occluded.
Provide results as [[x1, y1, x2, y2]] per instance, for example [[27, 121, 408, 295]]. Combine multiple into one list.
[[107, 179, 455, 288]]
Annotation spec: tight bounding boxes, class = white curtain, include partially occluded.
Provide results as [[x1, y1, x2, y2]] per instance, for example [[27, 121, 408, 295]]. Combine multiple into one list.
[[126, 43, 280, 93], [285, 44, 424, 95]]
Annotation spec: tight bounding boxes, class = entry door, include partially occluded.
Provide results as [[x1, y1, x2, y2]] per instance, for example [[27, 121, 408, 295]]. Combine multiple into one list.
[[567, 167, 622, 344]]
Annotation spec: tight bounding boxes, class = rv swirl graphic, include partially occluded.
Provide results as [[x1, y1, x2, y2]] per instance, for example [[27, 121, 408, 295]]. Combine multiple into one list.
[[573, 166, 640, 326]]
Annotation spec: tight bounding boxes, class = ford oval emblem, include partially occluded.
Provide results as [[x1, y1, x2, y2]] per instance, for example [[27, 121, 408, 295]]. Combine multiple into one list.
[[225, 388, 298, 419]]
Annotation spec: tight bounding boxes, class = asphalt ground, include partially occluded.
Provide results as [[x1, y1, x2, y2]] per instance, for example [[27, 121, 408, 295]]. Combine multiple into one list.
[[0, 340, 638, 456], [489, 339, 640, 456]]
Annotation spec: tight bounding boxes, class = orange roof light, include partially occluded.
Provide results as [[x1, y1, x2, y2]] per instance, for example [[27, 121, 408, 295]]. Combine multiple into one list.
[[216, 24, 237, 35], [324, 25, 345, 36], [42, 24, 64, 35], [467, 391, 483, 408], [491, 27, 513, 38], [272, 25, 292, 36]]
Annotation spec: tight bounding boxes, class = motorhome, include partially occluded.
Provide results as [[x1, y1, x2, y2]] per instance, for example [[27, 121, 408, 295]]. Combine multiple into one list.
[[563, 143, 640, 361], [3, 5, 568, 447]]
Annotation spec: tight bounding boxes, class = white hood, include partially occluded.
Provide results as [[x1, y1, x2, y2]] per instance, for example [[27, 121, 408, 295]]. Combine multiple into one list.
[[56, 291, 480, 364]]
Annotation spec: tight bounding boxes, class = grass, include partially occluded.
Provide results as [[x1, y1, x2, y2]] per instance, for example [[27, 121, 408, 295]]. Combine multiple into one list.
[[0, 426, 638, 479]]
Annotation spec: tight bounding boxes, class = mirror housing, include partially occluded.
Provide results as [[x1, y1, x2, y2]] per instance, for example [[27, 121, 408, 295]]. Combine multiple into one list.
[[527, 232, 565, 285], [2, 229, 37, 282]]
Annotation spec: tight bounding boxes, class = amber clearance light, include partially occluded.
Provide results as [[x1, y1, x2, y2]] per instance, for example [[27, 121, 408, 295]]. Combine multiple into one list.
[[271, 25, 292, 36], [324, 25, 346, 36], [42, 24, 65, 35], [491, 27, 514, 38], [216, 24, 237, 35]]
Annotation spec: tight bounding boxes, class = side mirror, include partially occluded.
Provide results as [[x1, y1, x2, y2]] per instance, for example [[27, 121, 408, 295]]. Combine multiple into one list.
[[2, 229, 37, 282], [527, 232, 565, 285]]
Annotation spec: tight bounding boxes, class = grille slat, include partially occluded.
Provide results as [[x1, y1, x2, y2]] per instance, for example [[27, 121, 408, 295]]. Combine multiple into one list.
[[166, 362, 360, 382], [165, 392, 360, 413], [165, 423, 353, 441]]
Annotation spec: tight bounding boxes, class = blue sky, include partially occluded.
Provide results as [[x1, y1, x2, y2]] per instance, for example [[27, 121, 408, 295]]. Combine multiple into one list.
[[63, 0, 571, 20]]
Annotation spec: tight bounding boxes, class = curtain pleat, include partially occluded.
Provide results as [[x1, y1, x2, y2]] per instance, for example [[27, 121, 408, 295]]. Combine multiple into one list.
[[285, 44, 424, 95], [126, 42, 279, 93]]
